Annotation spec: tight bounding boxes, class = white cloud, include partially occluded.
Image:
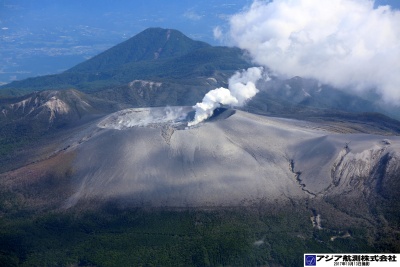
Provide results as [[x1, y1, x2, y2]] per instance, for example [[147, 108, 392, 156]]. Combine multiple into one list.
[[189, 67, 264, 126], [227, 0, 400, 104], [213, 26, 223, 40], [184, 10, 203, 21]]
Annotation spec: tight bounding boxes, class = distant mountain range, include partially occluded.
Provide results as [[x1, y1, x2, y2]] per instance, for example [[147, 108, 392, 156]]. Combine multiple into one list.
[[1, 28, 400, 266], [0, 28, 399, 154], [1, 27, 400, 169], [1, 28, 399, 121], [0, 28, 251, 96]]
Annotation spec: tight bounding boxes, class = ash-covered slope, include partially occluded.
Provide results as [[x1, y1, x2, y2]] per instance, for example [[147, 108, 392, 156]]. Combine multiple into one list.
[[55, 108, 400, 208], [1, 107, 399, 266], [0, 88, 125, 140], [0, 89, 126, 172], [1, 89, 105, 125]]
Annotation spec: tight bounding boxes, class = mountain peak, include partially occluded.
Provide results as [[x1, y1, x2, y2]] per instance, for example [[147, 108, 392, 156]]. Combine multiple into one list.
[[66, 27, 210, 73], [0, 28, 250, 95]]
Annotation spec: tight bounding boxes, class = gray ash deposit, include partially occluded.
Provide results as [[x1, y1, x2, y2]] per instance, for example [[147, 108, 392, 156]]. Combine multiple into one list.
[[97, 106, 236, 131], [60, 107, 400, 208], [98, 106, 193, 130]]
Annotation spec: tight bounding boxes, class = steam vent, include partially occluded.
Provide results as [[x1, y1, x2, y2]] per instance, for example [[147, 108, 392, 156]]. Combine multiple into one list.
[[62, 107, 400, 208]]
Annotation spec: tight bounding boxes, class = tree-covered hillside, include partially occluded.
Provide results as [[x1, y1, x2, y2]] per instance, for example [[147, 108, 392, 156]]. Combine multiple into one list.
[[0, 28, 252, 96]]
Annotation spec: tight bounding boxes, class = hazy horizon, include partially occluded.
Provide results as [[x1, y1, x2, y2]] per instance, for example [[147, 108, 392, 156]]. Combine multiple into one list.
[[1, 0, 399, 84]]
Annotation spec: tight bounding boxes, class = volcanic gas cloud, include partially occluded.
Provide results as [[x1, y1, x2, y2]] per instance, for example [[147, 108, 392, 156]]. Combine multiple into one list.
[[188, 67, 264, 126], [220, 0, 400, 104]]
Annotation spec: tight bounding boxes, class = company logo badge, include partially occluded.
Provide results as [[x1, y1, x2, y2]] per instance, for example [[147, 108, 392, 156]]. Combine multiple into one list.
[[305, 255, 316, 266]]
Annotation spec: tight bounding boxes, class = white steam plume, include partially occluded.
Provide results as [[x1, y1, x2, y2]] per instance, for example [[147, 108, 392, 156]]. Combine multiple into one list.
[[224, 0, 400, 104], [188, 67, 263, 126]]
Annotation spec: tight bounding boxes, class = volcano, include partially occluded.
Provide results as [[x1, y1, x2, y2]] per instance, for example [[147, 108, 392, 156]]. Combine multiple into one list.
[[1, 27, 400, 265], [6, 106, 393, 208], [2, 106, 400, 266]]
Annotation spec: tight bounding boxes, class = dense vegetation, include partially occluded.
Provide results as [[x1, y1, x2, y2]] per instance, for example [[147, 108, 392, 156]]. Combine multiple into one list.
[[0, 27, 399, 266], [67, 27, 211, 73], [0, 28, 251, 96], [0, 199, 382, 267]]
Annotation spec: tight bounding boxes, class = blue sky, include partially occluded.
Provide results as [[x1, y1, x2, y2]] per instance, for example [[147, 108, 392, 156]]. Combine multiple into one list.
[[0, 0, 252, 45], [375, 0, 400, 8], [1, 0, 398, 42], [0, 0, 252, 82], [0, 0, 399, 83]]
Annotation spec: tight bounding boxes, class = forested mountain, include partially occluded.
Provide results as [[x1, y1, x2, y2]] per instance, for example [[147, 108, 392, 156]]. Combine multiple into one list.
[[0, 27, 400, 266], [0, 28, 252, 95]]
